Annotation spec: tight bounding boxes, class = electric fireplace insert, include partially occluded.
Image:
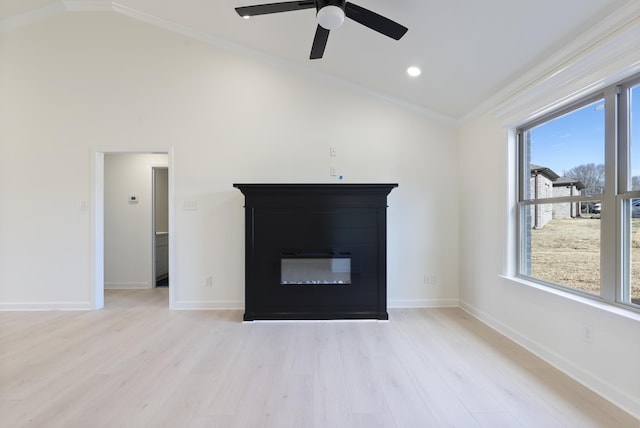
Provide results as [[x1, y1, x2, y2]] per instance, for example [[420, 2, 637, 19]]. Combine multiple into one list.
[[234, 183, 397, 320], [280, 251, 351, 285]]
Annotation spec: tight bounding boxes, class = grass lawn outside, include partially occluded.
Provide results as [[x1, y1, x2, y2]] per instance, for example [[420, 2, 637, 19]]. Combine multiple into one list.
[[530, 217, 640, 304]]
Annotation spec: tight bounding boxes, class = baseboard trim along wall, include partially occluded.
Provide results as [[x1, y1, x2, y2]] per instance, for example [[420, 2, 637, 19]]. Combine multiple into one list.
[[0, 302, 92, 311], [389, 299, 459, 308], [173, 300, 245, 310], [104, 282, 150, 289], [458, 299, 640, 421], [171, 299, 461, 310], [0, 298, 459, 311]]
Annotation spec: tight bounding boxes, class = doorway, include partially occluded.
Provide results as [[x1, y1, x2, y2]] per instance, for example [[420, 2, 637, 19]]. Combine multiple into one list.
[[92, 150, 174, 309], [153, 167, 169, 287]]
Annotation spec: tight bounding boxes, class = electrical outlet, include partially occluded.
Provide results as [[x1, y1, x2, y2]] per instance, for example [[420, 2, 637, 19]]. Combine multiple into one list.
[[330, 167, 337, 176], [582, 324, 594, 344], [424, 274, 437, 285], [205, 276, 213, 287]]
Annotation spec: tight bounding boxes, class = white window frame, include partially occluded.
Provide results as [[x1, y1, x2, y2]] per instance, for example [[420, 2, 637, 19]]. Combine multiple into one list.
[[515, 73, 640, 313]]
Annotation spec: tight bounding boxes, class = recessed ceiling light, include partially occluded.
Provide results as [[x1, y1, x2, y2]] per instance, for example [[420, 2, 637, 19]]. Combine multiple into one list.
[[407, 66, 421, 77], [243, 15, 250, 19]]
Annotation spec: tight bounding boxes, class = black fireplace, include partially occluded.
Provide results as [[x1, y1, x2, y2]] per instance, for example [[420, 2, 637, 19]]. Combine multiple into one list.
[[233, 183, 397, 320]]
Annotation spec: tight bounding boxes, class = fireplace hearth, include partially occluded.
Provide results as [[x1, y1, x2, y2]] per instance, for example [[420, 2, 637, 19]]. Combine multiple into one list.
[[234, 183, 397, 321]]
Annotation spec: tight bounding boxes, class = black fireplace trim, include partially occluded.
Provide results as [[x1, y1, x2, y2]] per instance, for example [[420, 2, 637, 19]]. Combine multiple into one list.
[[234, 183, 397, 321], [280, 250, 351, 258]]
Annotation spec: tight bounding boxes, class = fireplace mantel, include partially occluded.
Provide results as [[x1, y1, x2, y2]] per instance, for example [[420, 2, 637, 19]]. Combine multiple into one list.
[[234, 183, 397, 321]]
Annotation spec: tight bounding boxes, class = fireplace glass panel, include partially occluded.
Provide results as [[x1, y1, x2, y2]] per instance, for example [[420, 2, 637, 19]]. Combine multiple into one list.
[[281, 258, 351, 285]]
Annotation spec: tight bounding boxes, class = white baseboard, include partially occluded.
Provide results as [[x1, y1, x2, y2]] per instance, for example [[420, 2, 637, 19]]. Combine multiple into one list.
[[0, 302, 92, 311], [459, 299, 640, 421], [389, 298, 459, 308], [105, 282, 150, 290], [172, 300, 244, 310], [173, 299, 460, 312]]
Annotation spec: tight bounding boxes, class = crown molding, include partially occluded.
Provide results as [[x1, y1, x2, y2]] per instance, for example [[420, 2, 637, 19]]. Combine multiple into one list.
[[108, 1, 458, 125], [0, 1, 114, 32], [11, 0, 634, 127], [460, 0, 640, 127], [0, 0, 457, 125], [63, 0, 113, 12], [0, 2, 65, 32]]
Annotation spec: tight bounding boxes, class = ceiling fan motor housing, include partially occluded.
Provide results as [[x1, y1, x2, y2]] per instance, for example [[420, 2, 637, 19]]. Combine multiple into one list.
[[234, 0, 407, 59], [316, 0, 346, 30]]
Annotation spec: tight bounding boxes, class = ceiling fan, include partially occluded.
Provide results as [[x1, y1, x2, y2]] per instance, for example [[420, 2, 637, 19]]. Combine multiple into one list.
[[235, 0, 408, 59]]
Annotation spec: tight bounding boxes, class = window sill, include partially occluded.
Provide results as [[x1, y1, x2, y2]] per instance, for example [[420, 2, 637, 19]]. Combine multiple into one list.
[[499, 275, 640, 323]]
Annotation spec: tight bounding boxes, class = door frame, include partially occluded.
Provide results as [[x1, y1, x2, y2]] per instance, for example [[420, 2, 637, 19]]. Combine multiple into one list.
[[91, 148, 175, 309]]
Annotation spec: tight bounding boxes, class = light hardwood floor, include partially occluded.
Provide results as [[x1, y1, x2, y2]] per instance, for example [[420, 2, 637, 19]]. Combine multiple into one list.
[[0, 289, 637, 428]]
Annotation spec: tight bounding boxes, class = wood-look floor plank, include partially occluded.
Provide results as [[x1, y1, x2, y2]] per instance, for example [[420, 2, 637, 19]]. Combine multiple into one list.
[[399, 309, 569, 428], [0, 289, 637, 428]]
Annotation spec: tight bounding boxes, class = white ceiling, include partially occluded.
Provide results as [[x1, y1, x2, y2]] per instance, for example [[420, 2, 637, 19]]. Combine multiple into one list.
[[0, 0, 632, 120]]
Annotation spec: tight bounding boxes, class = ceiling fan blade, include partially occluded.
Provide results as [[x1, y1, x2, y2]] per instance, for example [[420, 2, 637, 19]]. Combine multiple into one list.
[[310, 25, 330, 59], [344, 2, 408, 40], [235, 1, 316, 17]]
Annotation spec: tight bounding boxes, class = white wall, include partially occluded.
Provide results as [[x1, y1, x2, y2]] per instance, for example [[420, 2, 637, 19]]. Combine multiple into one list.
[[1, 4, 638, 420], [458, 114, 640, 419], [457, 5, 640, 416], [104, 153, 168, 289], [0, 12, 459, 309]]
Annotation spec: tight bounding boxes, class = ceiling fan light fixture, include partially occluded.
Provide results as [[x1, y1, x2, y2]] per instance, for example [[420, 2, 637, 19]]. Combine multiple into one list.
[[234, 1, 408, 60], [317, 5, 345, 30], [407, 66, 421, 77]]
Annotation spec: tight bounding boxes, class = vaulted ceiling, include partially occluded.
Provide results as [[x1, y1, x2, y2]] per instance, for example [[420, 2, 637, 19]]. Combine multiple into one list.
[[0, 0, 632, 120]]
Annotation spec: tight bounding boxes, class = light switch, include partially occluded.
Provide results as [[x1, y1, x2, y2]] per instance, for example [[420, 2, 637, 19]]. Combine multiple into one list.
[[183, 200, 198, 211]]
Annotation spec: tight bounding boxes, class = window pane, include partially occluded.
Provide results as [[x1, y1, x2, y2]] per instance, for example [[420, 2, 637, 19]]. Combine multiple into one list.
[[631, 85, 640, 191], [626, 84, 640, 307], [628, 199, 640, 305], [526, 99, 605, 200], [523, 203, 601, 295]]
